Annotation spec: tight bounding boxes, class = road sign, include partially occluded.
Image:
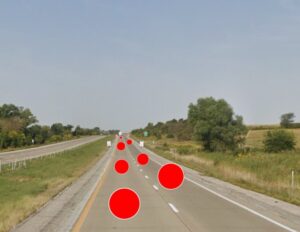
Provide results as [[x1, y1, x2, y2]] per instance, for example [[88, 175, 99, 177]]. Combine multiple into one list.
[[143, 131, 148, 137], [139, 141, 144, 147], [107, 141, 112, 147]]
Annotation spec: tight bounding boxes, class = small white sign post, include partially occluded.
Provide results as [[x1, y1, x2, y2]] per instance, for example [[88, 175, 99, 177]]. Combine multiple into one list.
[[139, 141, 144, 147], [118, 131, 122, 136], [107, 141, 112, 147]]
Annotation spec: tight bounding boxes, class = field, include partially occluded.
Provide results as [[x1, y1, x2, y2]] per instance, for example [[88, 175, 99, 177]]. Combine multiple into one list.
[[135, 128, 300, 206], [246, 128, 300, 149], [0, 136, 110, 232]]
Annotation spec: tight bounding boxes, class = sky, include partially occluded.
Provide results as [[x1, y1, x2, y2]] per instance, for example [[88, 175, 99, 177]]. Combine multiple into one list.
[[1, 0, 300, 131]]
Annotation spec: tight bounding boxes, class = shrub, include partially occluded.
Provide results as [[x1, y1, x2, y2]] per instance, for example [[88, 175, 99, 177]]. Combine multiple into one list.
[[166, 134, 174, 138], [263, 130, 295, 152], [48, 135, 63, 143], [177, 145, 194, 155]]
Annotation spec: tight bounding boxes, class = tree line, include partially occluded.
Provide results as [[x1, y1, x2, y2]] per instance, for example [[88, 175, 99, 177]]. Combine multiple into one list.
[[132, 97, 297, 153], [0, 104, 104, 149]]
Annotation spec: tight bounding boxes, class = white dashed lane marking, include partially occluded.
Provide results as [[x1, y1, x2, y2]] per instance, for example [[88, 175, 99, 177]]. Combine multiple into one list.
[[168, 203, 179, 213], [153, 185, 159, 191]]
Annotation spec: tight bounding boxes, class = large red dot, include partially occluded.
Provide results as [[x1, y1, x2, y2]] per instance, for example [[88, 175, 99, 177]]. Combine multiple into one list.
[[126, 139, 132, 145], [137, 153, 149, 165], [109, 188, 140, 220], [115, 160, 129, 174], [117, 142, 125, 150], [158, 163, 184, 190]]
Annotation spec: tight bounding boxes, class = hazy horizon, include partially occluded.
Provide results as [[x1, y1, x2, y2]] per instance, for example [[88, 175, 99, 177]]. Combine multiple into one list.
[[1, 1, 300, 131]]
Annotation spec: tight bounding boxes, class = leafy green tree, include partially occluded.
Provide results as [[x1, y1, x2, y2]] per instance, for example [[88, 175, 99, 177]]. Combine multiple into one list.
[[92, 127, 101, 135], [41, 126, 51, 143], [73, 126, 83, 136], [0, 103, 103, 149], [64, 124, 74, 133], [263, 130, 295, 152], [51, 123, 64, 136], [280, 113, 295, 128], [26, 125, 42, 139], [0, 132, 9, 148], [19, 108, 38, 127], [7, 131, 26, 147], [0, 104, 37, 126], [188, 97, 247, 152], [0, 104, 20, 118]]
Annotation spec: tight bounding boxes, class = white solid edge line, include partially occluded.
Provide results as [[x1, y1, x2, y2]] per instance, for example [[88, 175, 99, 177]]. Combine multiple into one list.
[[147, 155, 297, 232], [168, 203, 179, 213]]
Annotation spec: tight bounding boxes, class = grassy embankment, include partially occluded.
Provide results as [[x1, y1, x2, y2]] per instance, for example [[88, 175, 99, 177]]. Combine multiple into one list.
[[0, 136, 111, 232], [134, 129, 300, 206]]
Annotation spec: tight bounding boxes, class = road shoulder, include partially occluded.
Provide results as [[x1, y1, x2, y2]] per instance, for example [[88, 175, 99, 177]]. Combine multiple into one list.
[[11, 145, 113, 232], [136, 141, 300, 231]]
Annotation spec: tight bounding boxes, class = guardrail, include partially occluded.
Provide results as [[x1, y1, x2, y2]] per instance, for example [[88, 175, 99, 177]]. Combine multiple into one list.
[[0, 136, 103, 172]]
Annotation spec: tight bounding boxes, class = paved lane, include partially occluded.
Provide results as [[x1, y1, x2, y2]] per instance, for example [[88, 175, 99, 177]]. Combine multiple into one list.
[[0, 136, 102, 164], [78, 146, 190, 232], [75, 139, 290, 232]]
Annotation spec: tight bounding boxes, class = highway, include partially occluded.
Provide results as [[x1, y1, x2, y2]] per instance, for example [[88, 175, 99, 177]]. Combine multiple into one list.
[[73, 139, 294, 232], [0, 136, 102, 165]]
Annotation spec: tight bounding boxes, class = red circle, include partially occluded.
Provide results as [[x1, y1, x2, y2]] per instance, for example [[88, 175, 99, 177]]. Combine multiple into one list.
[[114, 160, 129, 174], [126, 139, 133, 145], [137, 153, 149, 165], [109, 188, 140, 220], [120, 136, 123, 140], [117, 142, 125, 150], [158, 163, 184, 190]]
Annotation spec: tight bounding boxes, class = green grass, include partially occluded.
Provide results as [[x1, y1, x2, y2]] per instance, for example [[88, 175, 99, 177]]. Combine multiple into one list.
[[0, 136, 111, 232], [139, 136, 300, 206]]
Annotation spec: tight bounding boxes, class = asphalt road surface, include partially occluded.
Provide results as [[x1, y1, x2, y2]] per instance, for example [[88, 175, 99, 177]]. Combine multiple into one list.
[[0, 136, 102, 164], [74, 140, 292, 232]]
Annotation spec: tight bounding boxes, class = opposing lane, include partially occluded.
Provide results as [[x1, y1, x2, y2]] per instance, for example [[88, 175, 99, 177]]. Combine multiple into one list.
[[0, 136, 102, 164]]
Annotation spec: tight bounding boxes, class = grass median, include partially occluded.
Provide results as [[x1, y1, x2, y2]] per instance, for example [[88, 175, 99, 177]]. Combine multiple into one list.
[[137, 136, 300, 206], [0, 136, 111, 232]]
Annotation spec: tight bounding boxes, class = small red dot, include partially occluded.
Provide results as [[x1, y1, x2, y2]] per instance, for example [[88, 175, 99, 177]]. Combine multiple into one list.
[[137, 153, 149, 165], [126, 139, 133, 145], [109, 188, 140, 220], [158, 163, 184, 190], [117, 142, 126, 151], [114, 160, 129, 174]]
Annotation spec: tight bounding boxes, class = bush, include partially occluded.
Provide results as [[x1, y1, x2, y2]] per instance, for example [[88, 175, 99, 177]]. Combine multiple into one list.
[[263, 130, 295, 152], [48, 135, 63, 143], [166, 134, 174, 138], [177, 145, 194, 155]]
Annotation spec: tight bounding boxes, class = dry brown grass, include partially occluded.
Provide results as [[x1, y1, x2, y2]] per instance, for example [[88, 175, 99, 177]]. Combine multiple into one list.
[[142, 135, 300, 205], [246, 128, 300, 149]]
